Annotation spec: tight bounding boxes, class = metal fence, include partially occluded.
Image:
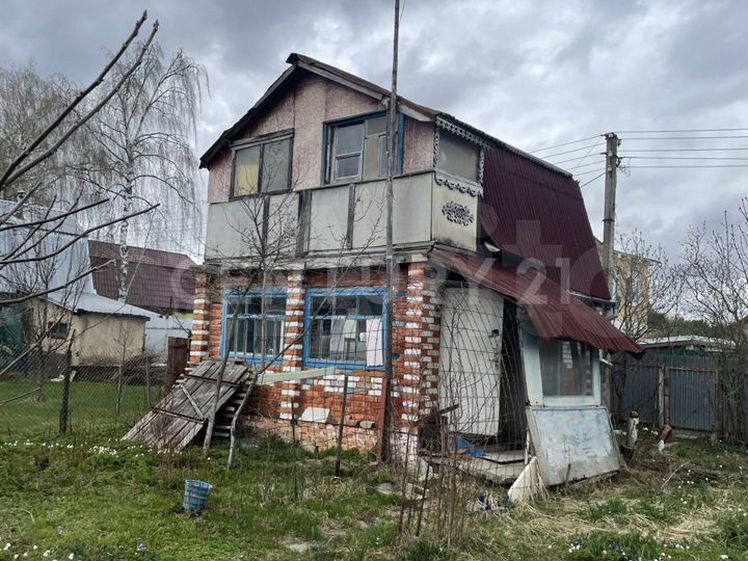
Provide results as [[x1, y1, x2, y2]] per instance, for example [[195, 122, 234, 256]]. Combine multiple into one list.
[[0, 337, 169, 439], [613, 352, 748, 441]]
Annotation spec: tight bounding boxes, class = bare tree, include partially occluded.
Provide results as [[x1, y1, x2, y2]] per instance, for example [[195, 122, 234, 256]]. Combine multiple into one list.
[[81, 42, 206, 302], [611, 231, 684, 342], [681, 199, 747, 441], [0, 12, 160, 306]]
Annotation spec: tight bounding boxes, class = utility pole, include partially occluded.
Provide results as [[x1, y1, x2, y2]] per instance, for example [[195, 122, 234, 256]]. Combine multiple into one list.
[[379, 0, 400, 464], [602, 132, 620, 286]]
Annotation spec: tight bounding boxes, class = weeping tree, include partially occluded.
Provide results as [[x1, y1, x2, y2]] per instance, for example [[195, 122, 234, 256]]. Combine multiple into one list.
[[83, 42, 206, 302]]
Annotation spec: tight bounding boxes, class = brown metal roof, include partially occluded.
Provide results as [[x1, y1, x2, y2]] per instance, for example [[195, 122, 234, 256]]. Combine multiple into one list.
[[430, 248, 642, 356], [88, 240, 196, 313], [480, 145, 611, 301]]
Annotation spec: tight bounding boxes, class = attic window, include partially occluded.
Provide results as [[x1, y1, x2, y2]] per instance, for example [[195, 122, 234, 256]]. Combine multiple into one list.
[[437, 131, 479, 183], [325, 114, 399, 183], [233, 136, 292, 197]]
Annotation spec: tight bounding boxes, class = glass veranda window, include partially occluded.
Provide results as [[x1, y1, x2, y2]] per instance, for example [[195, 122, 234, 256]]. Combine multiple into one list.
[[538, 339, 594, 397], [224, 292, 287, 359], [307, 292, 384, 367]]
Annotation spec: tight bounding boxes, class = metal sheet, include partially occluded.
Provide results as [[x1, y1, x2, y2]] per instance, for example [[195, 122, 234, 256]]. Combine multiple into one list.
[[308, 186, 350, 251], [526, 406, 621, 486], [480, 146, 611, 301], [669, 368, 717, 431], [430, 249, 643, 355]]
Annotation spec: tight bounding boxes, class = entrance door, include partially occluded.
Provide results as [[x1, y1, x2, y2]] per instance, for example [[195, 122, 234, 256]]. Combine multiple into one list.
[[438, 287, 504, 436]]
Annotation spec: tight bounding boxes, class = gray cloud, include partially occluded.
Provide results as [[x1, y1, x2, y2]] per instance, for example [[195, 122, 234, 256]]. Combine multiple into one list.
[[0, 0, 745, 260]]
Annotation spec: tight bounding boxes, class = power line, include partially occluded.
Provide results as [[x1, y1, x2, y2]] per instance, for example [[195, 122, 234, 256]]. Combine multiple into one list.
[[619, 147, 748, 152], [551, 160, 602, 170], [552, 152, 604, 165], [626, 164, 748, 168], [573, 167, 606, 176], [539, 143, 602, 159], [619, 135, 748, 140], [621, 156, 748, 161], [529, 134, 601, 153], [616, 129, 748, 134], [615, 128, 747, 133], [579, 171, 606, 187]]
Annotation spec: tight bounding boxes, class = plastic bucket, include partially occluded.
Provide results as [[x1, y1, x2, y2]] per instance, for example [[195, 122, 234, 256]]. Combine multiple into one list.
[[183, 479, 213, 513]]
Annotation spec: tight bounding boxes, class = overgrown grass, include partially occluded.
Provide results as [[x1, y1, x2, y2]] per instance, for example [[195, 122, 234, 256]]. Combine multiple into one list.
[[0, 402, 745, 560], [0, 379, 153, 438]]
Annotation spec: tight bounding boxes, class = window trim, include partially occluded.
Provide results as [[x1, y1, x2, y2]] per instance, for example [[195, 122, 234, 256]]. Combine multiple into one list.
[[322, 111, 405, 185], [230, 132, 294, 198], [220, 287, 288, 364], [303, 287, 388, 370]]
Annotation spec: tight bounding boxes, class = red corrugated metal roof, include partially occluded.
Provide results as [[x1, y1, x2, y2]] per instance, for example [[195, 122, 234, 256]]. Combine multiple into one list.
[[430, 248, 642, 355], [88, 241, 196, 313], [480, 145, 611, 301]]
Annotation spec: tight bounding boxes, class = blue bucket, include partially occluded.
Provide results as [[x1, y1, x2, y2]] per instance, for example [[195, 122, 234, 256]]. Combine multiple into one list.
[[183, 479, 213, 513]]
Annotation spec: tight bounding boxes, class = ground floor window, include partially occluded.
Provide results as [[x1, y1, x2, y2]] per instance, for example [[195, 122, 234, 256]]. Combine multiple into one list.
[[223, 289, 286, 361], [539, 339, 594, 397], [304, 288, 385, 369]]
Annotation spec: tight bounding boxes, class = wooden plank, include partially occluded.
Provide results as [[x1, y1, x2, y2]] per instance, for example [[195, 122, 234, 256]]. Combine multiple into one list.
[[122, 360, 252, 451]]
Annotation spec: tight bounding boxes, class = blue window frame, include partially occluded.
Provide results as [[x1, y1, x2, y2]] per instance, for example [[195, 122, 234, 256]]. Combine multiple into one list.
[[304, 287, 388, 370], [221, 288, 287, 364], [322, 112, 405, 184]]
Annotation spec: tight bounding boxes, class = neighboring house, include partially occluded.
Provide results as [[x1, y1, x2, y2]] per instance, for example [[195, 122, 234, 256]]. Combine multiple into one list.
[[191, 54, 641, 485], [595, 238, 655, 337], [88, 240, 197, 316], [87, 240, 196, 358], [0, 199, 154, 368]]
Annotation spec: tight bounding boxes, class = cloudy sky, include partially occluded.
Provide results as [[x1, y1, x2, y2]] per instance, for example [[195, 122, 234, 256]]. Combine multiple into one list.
[[1, 0, 745, 259]]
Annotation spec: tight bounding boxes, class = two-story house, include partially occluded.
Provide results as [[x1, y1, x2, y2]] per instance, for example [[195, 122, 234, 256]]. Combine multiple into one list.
[[191, 53, 642, 485]]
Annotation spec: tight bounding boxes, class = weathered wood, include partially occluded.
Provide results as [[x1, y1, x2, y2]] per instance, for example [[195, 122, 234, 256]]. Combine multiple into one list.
[[123, 360, 252, 451]]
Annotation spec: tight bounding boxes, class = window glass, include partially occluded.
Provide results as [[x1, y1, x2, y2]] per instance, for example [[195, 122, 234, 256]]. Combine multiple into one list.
[[328, 115, 399, 183], [307, 292, 384, 366], [438, 131, 478, 182], [49, 322, 69, 340], [261, 138, 291, 192], [223, 292, 287, 359], [335, 155, 360, 180], [334, 123, 364, 155], [539, 339, 594, 397], [234, 145, 260, 195]]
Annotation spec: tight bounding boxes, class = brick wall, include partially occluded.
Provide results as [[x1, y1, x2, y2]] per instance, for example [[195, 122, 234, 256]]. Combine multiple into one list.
[[190, 263, 441, 453]]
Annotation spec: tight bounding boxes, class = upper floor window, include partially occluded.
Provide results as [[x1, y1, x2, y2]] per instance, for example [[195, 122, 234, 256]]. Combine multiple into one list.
[[539, 339, 594, 397], [437, 130, 479, 183], [325, 114, 400, 183], [233, 136, 292, 197]]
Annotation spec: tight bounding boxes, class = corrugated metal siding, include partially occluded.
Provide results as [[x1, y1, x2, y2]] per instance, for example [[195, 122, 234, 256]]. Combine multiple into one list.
[[480, 146, 611, 301], [669, 368, 717, 431], [430, 248, 641, 354], [618, 364, 660, 424]]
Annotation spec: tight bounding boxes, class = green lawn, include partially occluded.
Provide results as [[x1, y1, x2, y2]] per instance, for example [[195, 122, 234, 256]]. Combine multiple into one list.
[[0, 379, 154, 438], [0, 385, 745, 561]]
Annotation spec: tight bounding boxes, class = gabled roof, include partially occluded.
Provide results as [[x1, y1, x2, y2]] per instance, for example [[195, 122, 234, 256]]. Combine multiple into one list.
[[200, 53, 439, 168], [88, 240, 196, 313], [203, 54, 610, 301]]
